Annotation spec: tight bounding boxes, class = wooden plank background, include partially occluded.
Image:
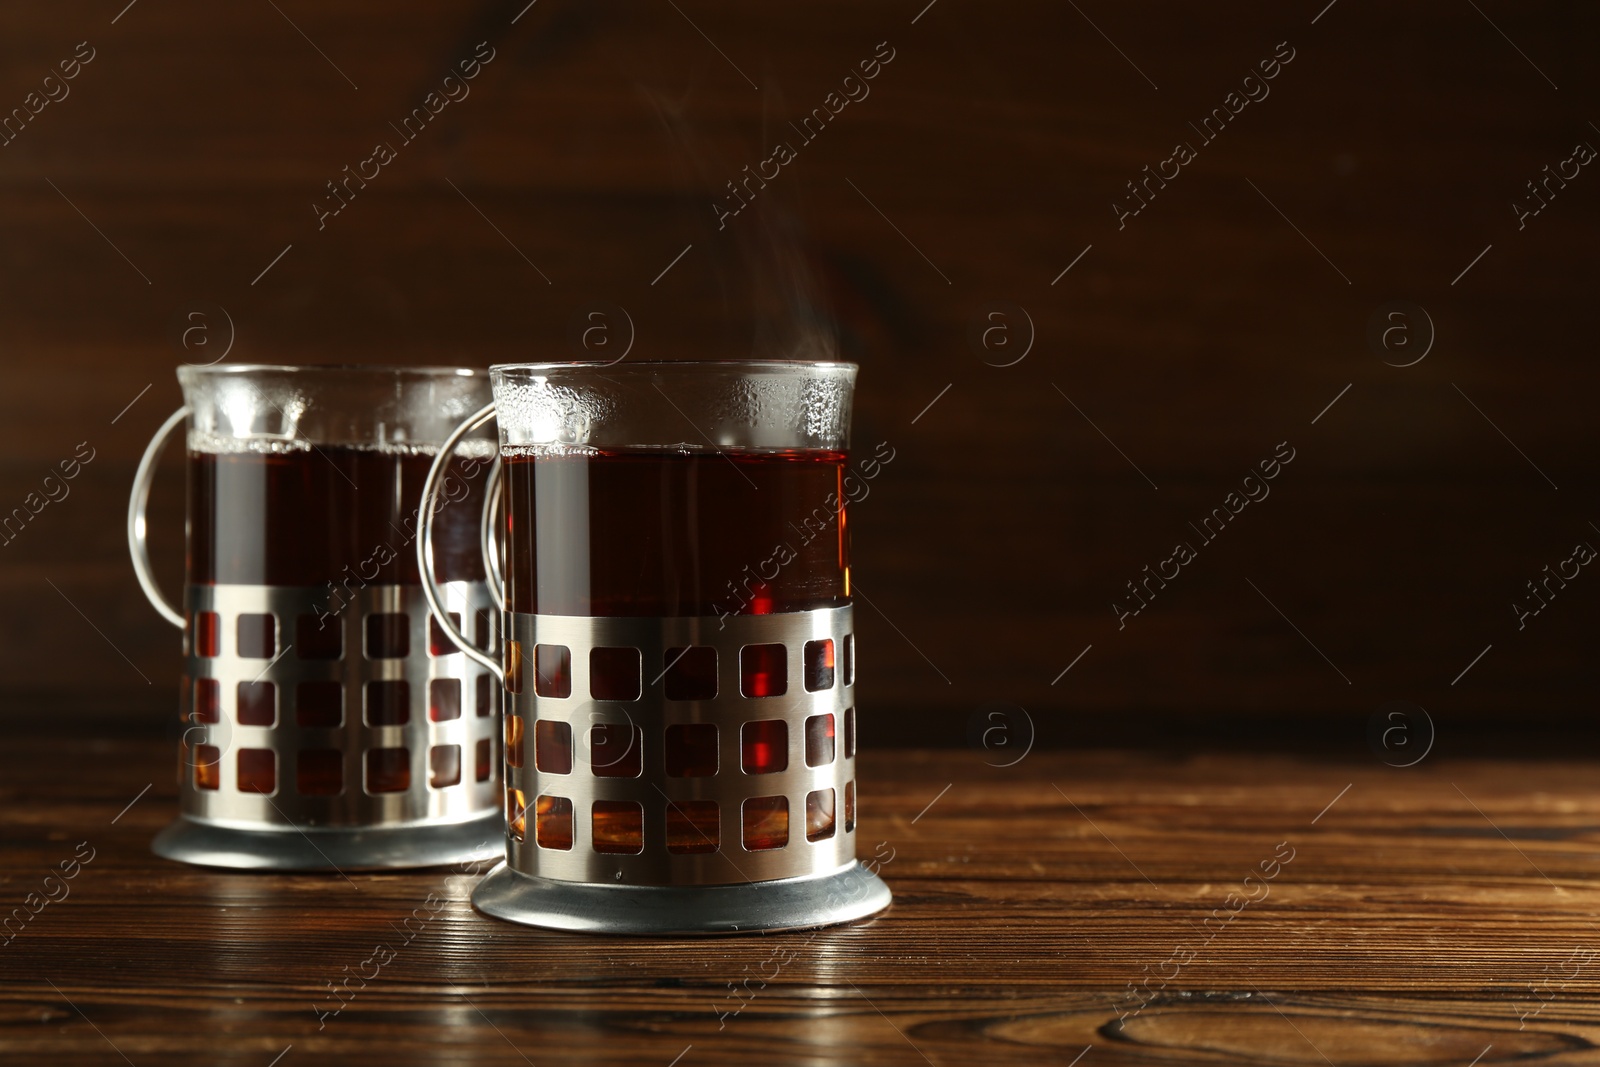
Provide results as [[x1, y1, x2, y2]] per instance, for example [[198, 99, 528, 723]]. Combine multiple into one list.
[[0, 1, 1597, 740]]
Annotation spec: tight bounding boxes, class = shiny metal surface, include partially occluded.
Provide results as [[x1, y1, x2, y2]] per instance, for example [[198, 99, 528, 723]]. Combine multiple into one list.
[[153, 811, 504, 871], [126, 404, 190, 628], [480, 454, 506, 612], [504, 607, 861, 887], [165, 581, 502, 868], [472, 859, 890, 935], [417, 400, 503, 680]]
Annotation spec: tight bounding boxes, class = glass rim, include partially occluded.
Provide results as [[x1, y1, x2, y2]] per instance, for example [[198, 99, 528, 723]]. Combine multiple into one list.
[[489, 359, 858, 375], [176, 363, 487, 379]]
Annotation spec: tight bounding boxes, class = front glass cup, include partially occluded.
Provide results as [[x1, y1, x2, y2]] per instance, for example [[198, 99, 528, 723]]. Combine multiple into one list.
[[420, 360, 892, 933], [127, 365, 505, 870]]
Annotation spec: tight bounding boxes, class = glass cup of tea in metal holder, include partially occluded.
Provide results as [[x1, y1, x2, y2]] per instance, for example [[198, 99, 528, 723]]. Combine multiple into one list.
[[127, 364, 505, 870], [418, 360, 891, 934]]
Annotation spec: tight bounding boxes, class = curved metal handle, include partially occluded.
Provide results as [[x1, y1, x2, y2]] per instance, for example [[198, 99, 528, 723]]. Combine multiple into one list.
[[418, 401, 504, 681], [127, 405, 189, 629], [480, 455, 506, 611]]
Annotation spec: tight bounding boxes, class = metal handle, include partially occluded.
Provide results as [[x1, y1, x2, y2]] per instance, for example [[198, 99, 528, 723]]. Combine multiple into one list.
[[418, 401, 503, 681], [127, 405, 189, 629], [480, 455, 506, 611]]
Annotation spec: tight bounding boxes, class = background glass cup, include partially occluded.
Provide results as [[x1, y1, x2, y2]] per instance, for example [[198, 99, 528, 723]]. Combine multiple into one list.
[[420, 360, 891, 933], [127, 364, 505, 870]]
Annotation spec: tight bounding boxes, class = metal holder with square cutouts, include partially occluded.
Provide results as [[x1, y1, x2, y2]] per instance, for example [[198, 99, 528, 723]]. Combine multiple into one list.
[[152, 581, 504, 870], [471, 605, 891, 934]]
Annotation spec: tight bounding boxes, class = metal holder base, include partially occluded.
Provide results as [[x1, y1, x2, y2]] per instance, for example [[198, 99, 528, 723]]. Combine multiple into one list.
[[471, 861, 891, 935], [152, 812, 505, 872]]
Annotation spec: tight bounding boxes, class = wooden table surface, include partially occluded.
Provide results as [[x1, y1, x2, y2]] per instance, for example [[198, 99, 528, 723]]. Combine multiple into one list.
[[5, 734, 1598, 1066]]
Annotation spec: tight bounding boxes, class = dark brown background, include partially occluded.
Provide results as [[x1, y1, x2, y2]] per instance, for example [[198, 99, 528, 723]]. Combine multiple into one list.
[[1, 0, 1596, 750], [6, 5, 1600, 1066]]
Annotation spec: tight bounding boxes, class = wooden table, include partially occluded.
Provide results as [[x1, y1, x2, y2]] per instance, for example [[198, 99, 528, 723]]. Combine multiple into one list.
[[3, 734, 1596, 1065]]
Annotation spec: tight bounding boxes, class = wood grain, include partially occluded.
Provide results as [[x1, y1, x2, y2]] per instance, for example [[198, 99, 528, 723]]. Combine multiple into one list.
[[5, 737, 1600, 1064]]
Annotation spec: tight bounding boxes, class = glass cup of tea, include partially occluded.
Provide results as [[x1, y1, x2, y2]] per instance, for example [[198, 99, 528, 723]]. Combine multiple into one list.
[[127, 364, 505, 869], [419, 360, 891, 933]]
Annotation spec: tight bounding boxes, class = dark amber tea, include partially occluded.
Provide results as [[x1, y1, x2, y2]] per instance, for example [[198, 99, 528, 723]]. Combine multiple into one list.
[[501, 448, 850, 619], [190, 446, 489, 587]]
